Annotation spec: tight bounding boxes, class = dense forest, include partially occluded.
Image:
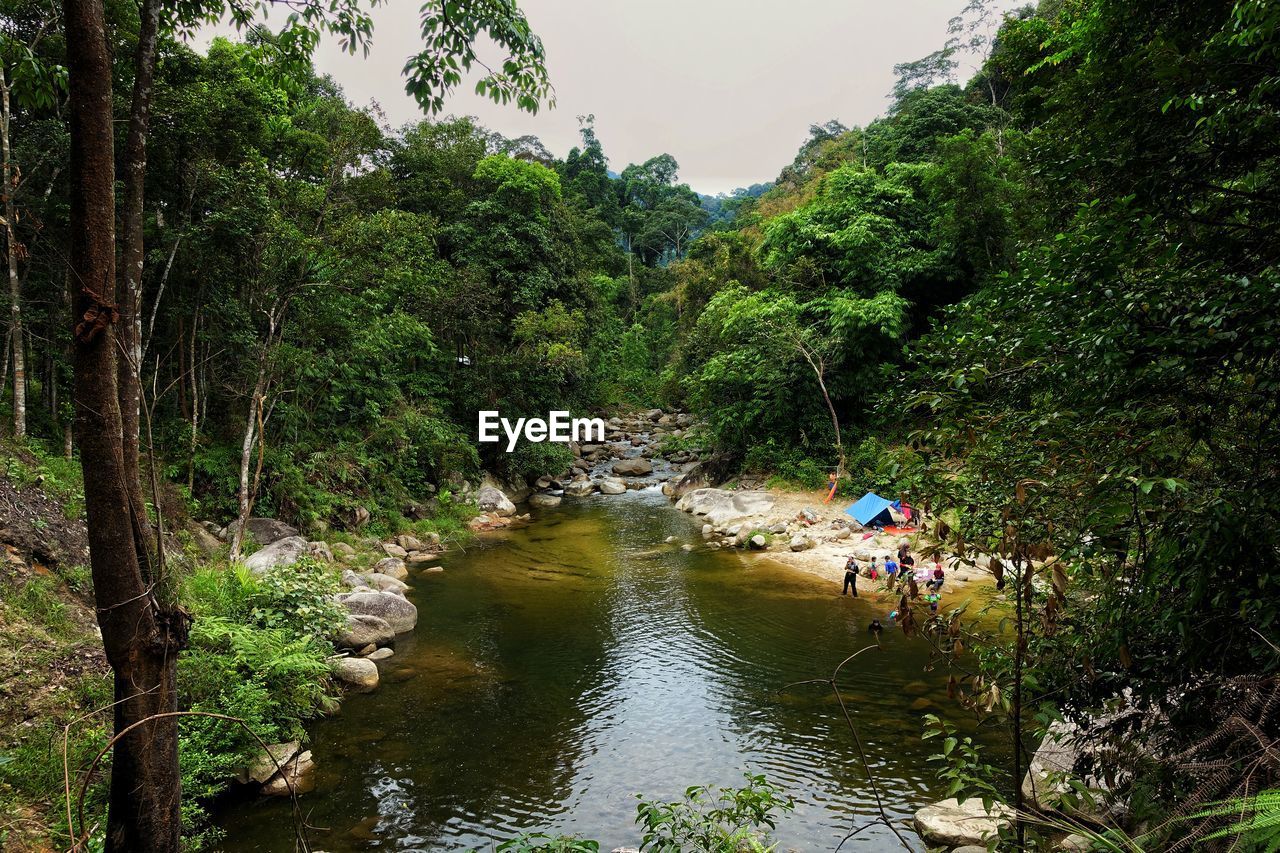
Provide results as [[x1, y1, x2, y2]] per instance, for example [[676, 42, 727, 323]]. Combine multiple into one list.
[[2, 0, 1279, 850]]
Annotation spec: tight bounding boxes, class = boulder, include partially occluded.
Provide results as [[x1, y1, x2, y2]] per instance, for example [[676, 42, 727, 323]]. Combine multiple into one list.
[[406, 551, 439, 566], [396, 534, 423, 552], [188, 524, 223, 556], [528, 493, 562, 508], [244, 536, 308, 575], [228, 517, 299, 546], [261, 749, 316, 797], [598, 478, 627, 495], [481, 471, 532, 504], [913, 797, 1012, 848], [333, 542, 357, 559], [237, 741, 300, 785], [381, 542, 408, 559], [564, 479, 595, 497], [334, 657, 379, 692], [350, 506, 371, 528], [336, 613, 394, 650], [748, 534, 768, 550], [340, 569, 366, 590], [612, 458, 653, 476], [307, 541, 333, 562], [789, 535, 812, 552], [645, 408, 663, 420], [1022, 721, 1114, 820], [366, 647, 394, 662], [675, 489, 776, 527], [338, 591, 418, 633], [372, 557, 408, 581], [362, 573, 409, 595], [475, 485, 517, 517]]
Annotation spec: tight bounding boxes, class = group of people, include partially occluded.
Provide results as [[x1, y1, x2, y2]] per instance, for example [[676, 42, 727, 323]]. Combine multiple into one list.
[[840, 541, 947, 613]]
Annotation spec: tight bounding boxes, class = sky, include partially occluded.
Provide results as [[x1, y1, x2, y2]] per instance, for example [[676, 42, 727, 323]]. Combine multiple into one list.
[[199, 1, 1011, 196]]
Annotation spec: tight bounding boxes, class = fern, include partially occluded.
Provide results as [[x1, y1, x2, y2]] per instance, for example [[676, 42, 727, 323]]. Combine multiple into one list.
[[1193, 790, 1280, 851]]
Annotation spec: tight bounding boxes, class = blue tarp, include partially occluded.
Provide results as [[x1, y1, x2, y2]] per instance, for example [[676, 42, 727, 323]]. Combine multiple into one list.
[[845, 492, 894, 526]]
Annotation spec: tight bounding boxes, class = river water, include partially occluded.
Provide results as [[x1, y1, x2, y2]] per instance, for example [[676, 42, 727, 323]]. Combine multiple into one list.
[[217, 489, 1004, 851]]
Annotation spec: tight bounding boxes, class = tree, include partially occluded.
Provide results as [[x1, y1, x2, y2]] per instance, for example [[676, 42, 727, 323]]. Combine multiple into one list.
[[59, 2, 553, 850], [1, 2, 64, 439]]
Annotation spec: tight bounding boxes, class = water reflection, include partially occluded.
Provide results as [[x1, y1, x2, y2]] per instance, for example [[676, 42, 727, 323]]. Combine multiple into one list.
[[215, 490, 1006, 851]]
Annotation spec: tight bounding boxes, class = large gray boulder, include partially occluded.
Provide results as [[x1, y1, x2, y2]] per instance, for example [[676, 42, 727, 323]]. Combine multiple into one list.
[[362, 573, 409, 596], [914, 797, 1012, 848], [229, 517, 299, 546], [1023, 720, 1115, 820], [612, 458, 653, 476], [598, 478, 627, 495], [236, 741, 300, 785], [675, 489, 776, 527], [336, 613, 394, 650], [244, 536, 308, 575], [261, 749, 316, 796], [333, 657, 379, 693], [476, 485, 517, 517], [372, 557, 408, 581], [564, 479, 595, 497], [338, 590, 418, 633]]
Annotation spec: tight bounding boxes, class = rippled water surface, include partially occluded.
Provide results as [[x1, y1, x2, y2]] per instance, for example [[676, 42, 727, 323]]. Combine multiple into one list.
[[217, 490, 1004, 851]]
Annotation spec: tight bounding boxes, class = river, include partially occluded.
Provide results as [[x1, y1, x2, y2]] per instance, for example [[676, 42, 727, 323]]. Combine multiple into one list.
[[216, 488, 1005, 851]]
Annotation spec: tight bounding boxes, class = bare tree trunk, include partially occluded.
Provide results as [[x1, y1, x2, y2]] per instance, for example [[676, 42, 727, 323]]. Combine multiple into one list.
[[2, 71, 26, 439], [795, 344, 846, 477], [229, 377, 264, 561], [186, 311, 198, 492], [117, 0, 161, 551], [64, 2, 187, 850]]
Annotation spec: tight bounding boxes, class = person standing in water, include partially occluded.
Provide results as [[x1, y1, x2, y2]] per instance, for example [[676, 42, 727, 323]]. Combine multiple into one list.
[[842, 555, 859, 597]]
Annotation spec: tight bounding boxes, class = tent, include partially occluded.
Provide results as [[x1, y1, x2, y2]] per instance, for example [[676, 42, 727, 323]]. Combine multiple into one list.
[[846, 492, 895, 527]]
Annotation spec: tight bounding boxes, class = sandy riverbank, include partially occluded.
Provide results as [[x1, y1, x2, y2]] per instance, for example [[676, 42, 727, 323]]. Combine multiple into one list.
[[675, 485, 996, 594]]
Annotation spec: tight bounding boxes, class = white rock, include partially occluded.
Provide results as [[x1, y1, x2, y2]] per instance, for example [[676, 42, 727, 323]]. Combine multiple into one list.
[[914, 797, 1012, 848], [244, 536, 308, 575], [334, 657, 379, 693], [599, 478, 627, 495], [372, 557, 408, 581]]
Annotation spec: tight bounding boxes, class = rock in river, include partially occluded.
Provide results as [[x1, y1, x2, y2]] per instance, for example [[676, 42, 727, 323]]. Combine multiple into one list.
[[612, 458, 653, 476], [336, 613, 394, 650], [372, 557, 408, 581], [528, 493, 562, 508], [599, 478, 627, 495], [338, 591, 418, 633], [261, 749, 316, 796], [914, 797, 1012, 848], [476, 485, 517, 517], [244, 536, 308, 575], [334, 657, 380, 693]]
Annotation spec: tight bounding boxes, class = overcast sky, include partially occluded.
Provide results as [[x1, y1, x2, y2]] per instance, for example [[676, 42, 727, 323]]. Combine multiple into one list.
[[199, 1, 1009, 195]]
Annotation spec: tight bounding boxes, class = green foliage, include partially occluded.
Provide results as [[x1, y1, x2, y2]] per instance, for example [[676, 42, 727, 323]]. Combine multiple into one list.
[[506, 440, 575, 482], [922, 714, 1003, 808], [245, 558, 346, 641], [176, 562, 338, 840], [634, 774, 794, 853], [494, 835, 600, 853], [1192, 789, 1280, 850]]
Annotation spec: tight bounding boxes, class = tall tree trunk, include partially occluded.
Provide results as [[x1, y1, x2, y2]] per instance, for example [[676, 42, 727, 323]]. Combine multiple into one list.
[[117, 0, 161, 551], [2, 71, 26, 439], [229, 371, 266, 561], [64, 1, 187, 850]]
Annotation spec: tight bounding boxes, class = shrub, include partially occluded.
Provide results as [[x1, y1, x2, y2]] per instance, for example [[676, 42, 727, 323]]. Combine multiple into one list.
[[634, 774, 794, 853], [506, 440, 574, 482]]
